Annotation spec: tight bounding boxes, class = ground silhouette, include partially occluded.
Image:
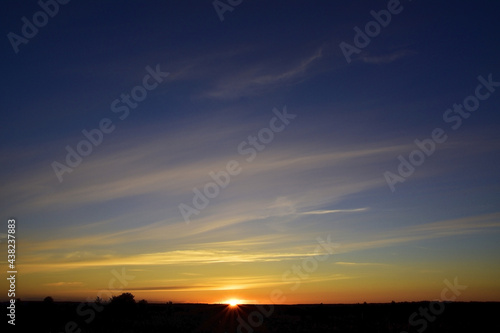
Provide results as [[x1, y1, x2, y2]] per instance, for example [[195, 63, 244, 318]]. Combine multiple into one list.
[[5, 294, 499, 332]]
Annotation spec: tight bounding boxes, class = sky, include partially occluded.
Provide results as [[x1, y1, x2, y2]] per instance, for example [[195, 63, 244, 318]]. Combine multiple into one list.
[[1, 0, 500, 304]]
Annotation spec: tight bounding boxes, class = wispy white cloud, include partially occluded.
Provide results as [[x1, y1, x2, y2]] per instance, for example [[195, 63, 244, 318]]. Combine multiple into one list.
[[127, 273, 354, 293], [300, 208, 369, 215], [335, 262, 388, 266], [340, 212, 500, 254], [43, 282, 84, 287], [20, 248, 333, 273], [200, 47, 324, 100]]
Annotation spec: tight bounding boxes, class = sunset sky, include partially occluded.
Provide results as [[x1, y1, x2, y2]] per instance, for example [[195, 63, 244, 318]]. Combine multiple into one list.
[[1, 0, 500, 304]]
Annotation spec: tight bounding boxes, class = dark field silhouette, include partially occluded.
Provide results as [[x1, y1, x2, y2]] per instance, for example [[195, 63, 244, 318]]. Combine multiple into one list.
[[5, 297, 500, 333]]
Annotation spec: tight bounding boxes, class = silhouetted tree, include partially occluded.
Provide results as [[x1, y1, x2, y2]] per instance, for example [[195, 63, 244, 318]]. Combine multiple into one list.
[[43, 296, 54, 303], [110, 292, 136, 306], [137, 299, 148, 315], [106, 292, 137, 319]]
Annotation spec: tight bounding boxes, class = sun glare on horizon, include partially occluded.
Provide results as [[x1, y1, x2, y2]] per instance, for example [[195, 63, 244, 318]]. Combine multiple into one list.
[[225, 299, 242, 307]]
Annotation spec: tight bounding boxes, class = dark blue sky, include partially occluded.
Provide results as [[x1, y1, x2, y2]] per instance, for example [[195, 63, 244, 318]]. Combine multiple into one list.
[[3, 0, 499, 143], [1, 0, 500, 303]]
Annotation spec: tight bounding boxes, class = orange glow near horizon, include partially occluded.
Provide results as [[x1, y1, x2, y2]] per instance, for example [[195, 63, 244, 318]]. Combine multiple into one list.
[[224, 299, 242, 307]]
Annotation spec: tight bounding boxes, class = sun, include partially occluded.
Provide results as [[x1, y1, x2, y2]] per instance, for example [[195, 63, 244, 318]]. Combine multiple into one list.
[[225, 299, 241, 307]]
